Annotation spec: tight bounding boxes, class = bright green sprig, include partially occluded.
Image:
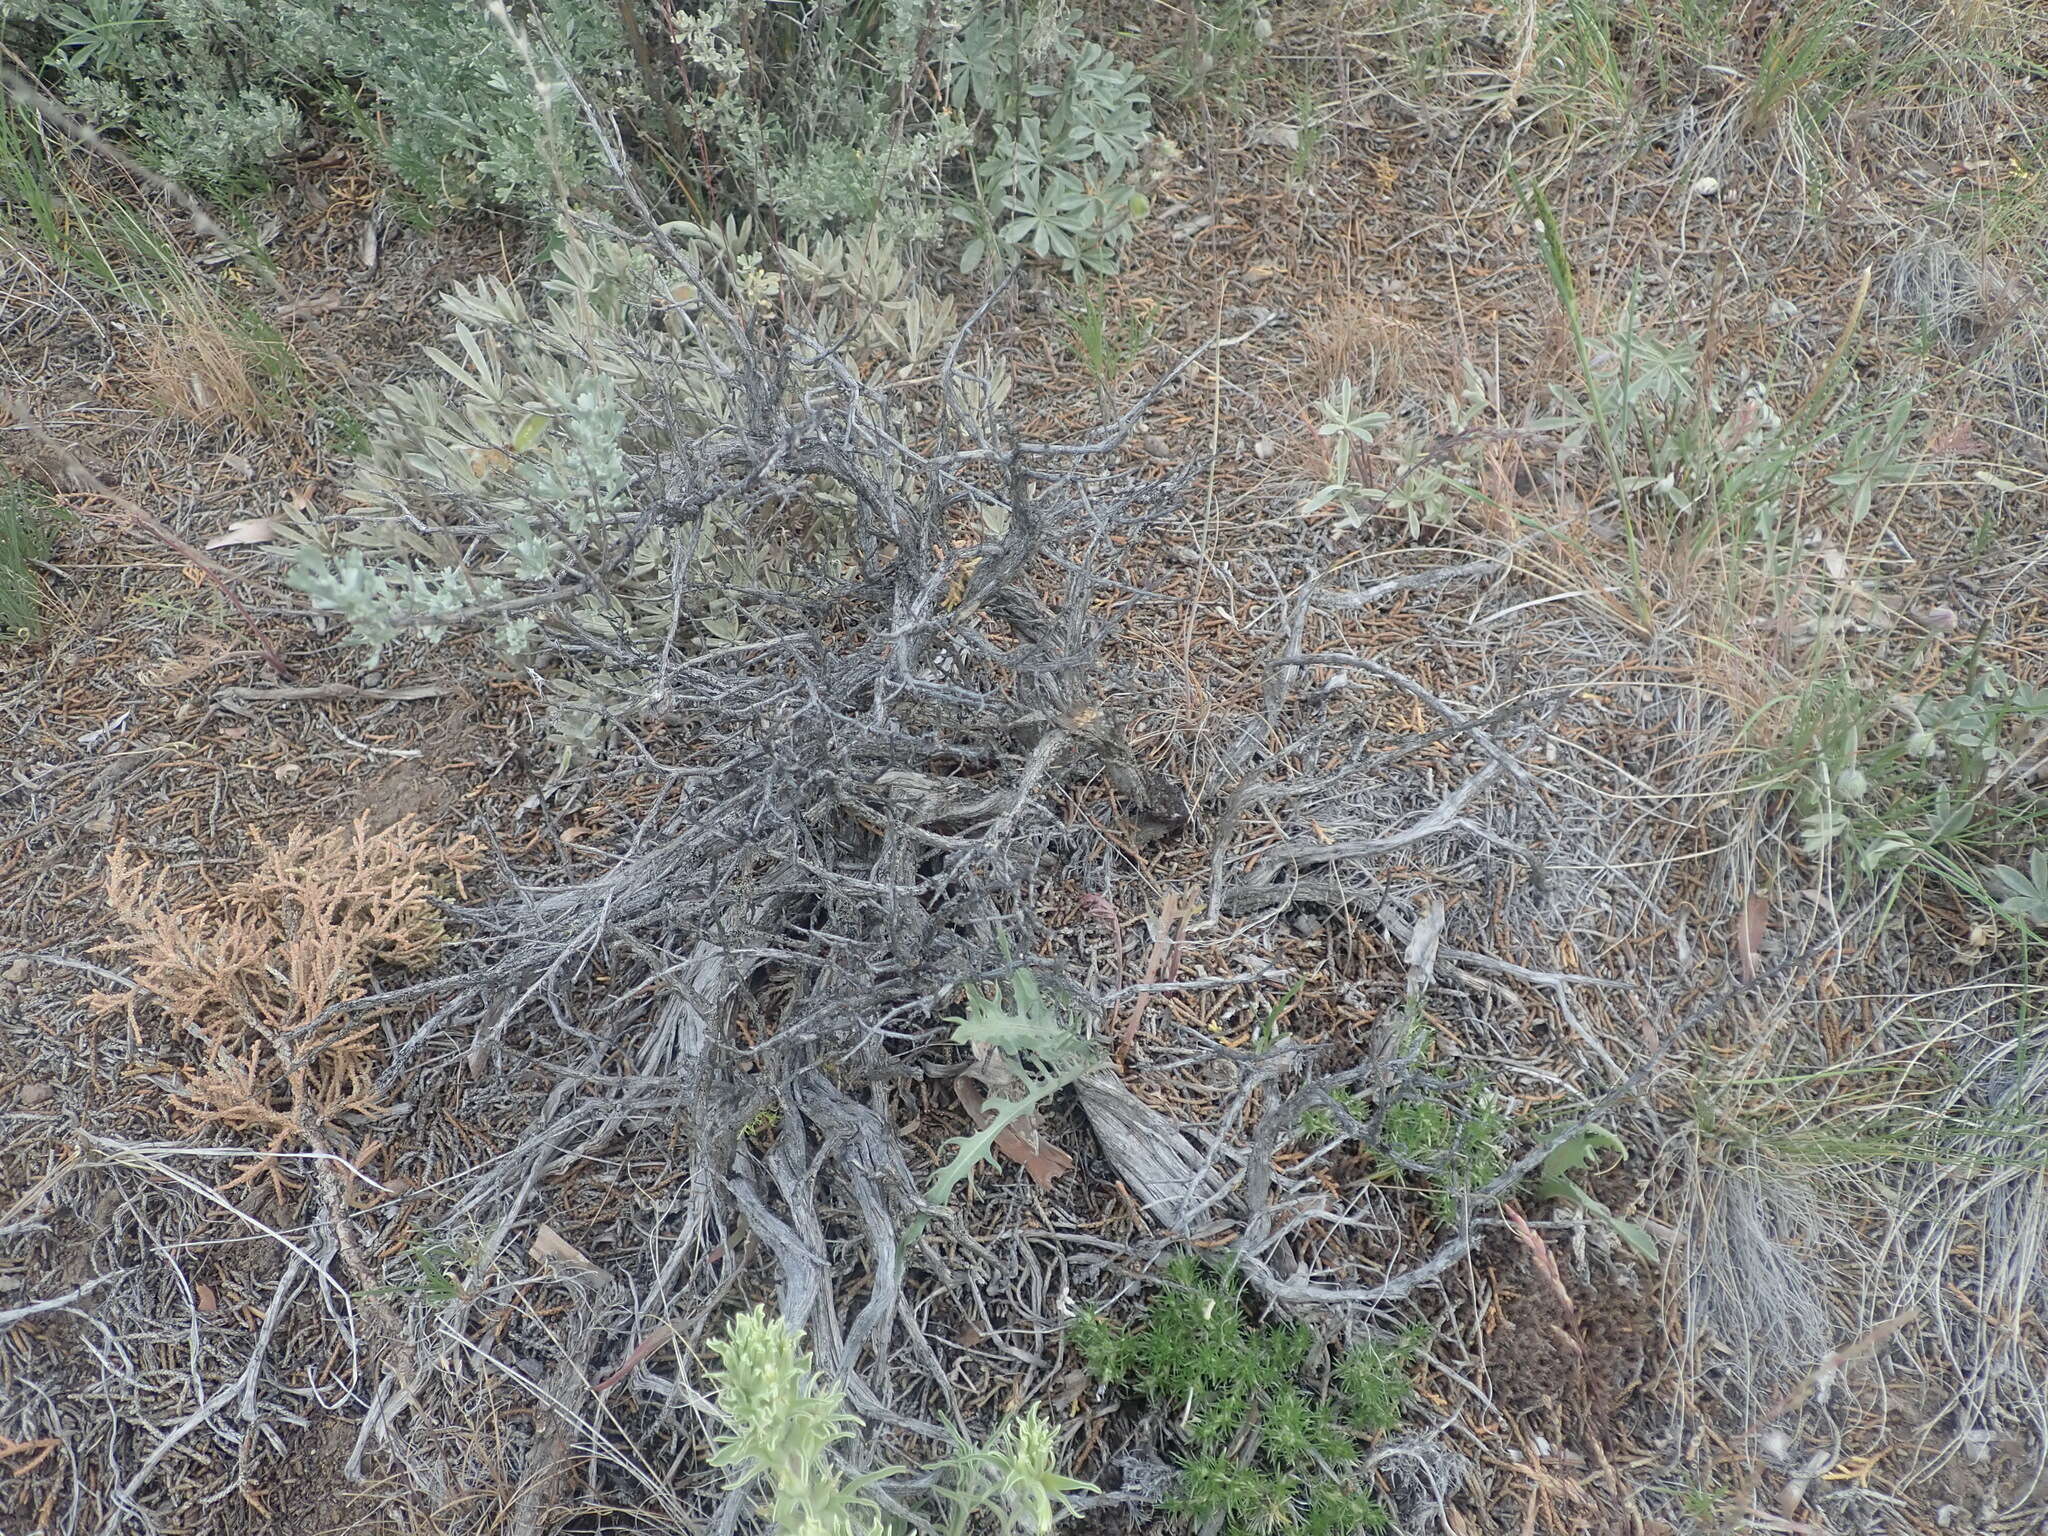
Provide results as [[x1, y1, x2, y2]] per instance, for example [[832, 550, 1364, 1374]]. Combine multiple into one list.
[[1073, 1257, 1412, 1536], [709, 1307, 1093, 1536], [708, 1306, 896, 1536]]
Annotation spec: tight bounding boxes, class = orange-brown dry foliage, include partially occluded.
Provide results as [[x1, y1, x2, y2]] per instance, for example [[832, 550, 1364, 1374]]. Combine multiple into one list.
[[92, 815, 481, 1191]]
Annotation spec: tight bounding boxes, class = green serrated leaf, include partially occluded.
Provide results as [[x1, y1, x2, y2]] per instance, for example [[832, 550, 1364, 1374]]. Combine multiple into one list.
[[950, 968, 1088, 1063], [926, 1057, 1092, 1210]]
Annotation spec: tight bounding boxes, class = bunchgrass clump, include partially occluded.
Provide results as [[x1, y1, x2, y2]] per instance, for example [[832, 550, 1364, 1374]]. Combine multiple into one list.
[[1071, 1255, 1422, 1536], [0, 473, 64, 640]]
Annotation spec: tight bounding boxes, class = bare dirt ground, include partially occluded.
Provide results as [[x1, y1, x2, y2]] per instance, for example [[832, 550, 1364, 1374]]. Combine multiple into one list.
[[5, 8, 2048, 1536]]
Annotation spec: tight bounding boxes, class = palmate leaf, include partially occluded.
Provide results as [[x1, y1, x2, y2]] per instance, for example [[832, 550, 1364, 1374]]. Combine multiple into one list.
[[1000, 175, 1094, 262]]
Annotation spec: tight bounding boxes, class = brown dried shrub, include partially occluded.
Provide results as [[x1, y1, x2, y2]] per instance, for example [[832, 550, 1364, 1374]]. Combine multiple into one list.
[[93, 815, 480, 1188]]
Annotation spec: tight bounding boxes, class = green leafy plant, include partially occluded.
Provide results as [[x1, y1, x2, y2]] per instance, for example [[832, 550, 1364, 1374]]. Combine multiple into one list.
[[13, 1, 1160, 290], [710, 1306, 898, 1536], [608, 0, 1154, 272], [925, 967, 1098, 1212], [1072, 1255, 1416, 1536], [1792, 663, 2048, 920], [1287, 1078, 1504, 1225], [936, 1411, 1097, 1536], [1532, 1126, 1659, 1263], [1826, 393, 1919, 525], [1302, 369, 1497, 539], [1295, 1085, 1364, 1145], [1677, 1480, 1736, 1526], [1988, 850, 2048, 926], [1246, 978, 1308, 1053], [1303, 377, 1391, 511], [710, 1304, 1092, 1536], [947, 8, 1154, 278], [654, 0, 970, 241]]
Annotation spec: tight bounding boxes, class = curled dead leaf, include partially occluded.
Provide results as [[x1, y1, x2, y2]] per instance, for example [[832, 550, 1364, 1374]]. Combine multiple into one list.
[[204, 517, 278, 550], [1923, 420, 1986, 459], [953, 1073, 1074, 1190], [529, 1223, 599, 1272], [1245, 121, 1301, 152], [1736, 892, 1771, 981]]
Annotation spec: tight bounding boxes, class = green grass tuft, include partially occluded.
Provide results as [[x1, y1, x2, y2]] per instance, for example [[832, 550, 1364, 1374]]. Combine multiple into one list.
[[0, 475, 65, 641]]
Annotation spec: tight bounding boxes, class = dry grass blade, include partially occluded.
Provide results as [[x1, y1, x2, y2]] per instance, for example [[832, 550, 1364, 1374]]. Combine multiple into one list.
[[1750, 1309, 1921, 1435], [0, 62, 262, 274], [1502, 1203, 1577, 1325]]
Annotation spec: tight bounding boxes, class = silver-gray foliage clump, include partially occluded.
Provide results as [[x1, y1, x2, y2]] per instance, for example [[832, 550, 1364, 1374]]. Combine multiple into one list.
[[285, 219, 983, 754], [6, 0, 636, 203], [9, 2, 1158, 272]]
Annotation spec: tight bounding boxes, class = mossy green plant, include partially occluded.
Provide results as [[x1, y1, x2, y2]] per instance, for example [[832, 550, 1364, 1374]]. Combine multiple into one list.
[[1294, 1080, 1506, 1226], [1071, 1255, 1423, 1536]]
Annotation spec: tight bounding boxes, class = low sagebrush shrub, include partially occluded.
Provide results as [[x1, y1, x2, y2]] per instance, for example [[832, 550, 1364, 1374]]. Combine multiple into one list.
[[6, 0, 636, 203], [283, 221, 968, 756]]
